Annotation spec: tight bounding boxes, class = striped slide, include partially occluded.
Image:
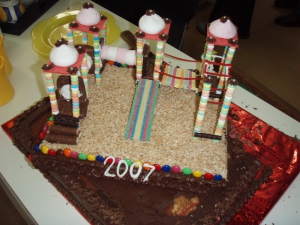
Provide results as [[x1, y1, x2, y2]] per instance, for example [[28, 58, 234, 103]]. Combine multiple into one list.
[[125, 79, 160, 141]]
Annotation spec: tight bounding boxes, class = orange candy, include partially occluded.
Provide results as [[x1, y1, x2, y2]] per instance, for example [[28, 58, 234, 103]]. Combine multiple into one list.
[[142, 162, 152, 171], [64, 148, 72, 157]]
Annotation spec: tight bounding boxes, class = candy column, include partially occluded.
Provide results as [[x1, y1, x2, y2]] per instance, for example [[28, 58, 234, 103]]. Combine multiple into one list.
[[70, 75, 80, 118], [193, 76, 212, 140], [45, 72, 59, 115], [100, 20, 107, 45], [216, 47, 235, 95], [81, 53, 89, 97], [136, 38, 143, 80], [82, 32, 88, 45], [214, 78, 238, 141], [153, 40, 165, 80], [93, 33, 102, 86], [67, 29, 74, 47]]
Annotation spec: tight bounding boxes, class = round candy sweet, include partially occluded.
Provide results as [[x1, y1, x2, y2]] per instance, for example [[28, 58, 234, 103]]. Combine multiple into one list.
[[7, 121, 14, 128], [41, 145, 49, 154], [204, 173, 214, 180], [48, 115, 54, 121], [78, 153, 87, 160], [39, 131, 46, 139], [213, 174, 223, 181], [171, 165, 181, 173], [115, 157, 121, 165], [48, 149, 56, 156], [56, 149, 64, 156], [193, 170, 202, 178], [124, 158, 133, 166], [34, 144, 40, 153], [134, 160, 143, 168], [87, 154, 96, 161], [209, 16, 237, 39], [96, 155, 105, 162], [104, 156, 113, 164], [182, 167, 192, 175], [162, 165, 171, 172], [76, 3, 101, 26], [28, 154, 33, 162], [70, 152, 79, 159], [142, 162, 152, 170], [50, 44, 79, 67], [64, 148, 71, 157], [153, 164, 162, 171], [139, 10, 166, 34]]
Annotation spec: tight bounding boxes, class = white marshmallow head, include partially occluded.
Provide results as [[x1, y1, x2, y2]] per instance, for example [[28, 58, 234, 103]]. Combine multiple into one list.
[[208, 16, 237, 39], [139, 9, 165, 34], [76, 2, 100, 26], [50, 40, 78, 67]]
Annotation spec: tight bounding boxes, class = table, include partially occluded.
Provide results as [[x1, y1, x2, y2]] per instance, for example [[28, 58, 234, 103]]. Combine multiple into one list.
[[0, 1, 299, 224]]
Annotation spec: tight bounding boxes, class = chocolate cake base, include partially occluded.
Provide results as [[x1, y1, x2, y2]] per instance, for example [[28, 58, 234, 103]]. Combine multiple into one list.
[[8, 97, 272, 224], [31, 146, 271, 225]]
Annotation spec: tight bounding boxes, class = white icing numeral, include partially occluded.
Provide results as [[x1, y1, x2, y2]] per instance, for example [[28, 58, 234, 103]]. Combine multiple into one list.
[[116, 159, 129, 178], [129, 162, 142, 179], [104, 156, 116, 177], [142, 163, 155, 182]]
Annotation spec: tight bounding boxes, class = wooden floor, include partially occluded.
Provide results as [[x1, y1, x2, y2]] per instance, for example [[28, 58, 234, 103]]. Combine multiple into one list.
[[1, 0, 299, 224]]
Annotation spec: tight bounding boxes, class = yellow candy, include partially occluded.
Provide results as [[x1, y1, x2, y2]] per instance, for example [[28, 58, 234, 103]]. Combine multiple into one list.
[[134, 160, 142, 168], [41, 145, 49, 154], [87, 154, 96, 161], [193, 170, 202, 178]]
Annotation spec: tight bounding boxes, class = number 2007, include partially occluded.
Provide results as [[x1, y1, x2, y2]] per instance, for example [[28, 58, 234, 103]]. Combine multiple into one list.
[[104, 156, 155, 182]]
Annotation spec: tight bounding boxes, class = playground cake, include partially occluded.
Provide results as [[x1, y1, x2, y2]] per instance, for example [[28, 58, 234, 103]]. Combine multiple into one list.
[[6, 3, 274, 225]]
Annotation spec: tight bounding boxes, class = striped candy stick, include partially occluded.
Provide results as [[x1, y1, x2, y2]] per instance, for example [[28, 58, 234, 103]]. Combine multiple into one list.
[[82, 31, 88, 45], [136, 38, 144, 80], [100, 20, 107, 44], [93, 33, 102, 86], [45, 72, 59, 115], [70, 75, 80, 118], [81, 53, 89, 97], [153, 40, 165, 80], [193, 76, 213, 140], [214, 78, 238, 141], [67, 28, 74, 46]]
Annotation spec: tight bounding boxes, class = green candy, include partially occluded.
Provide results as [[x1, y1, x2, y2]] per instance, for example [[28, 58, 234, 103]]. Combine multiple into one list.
[[182, 167, 192, 175], [78, 153, 87, 160], [124, 158, 133, 166]]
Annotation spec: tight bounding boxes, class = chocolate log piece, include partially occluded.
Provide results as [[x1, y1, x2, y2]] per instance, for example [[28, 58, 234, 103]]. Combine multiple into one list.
[[45, 132, 81, 145], [121, 30, 137, 50], [48, 124, 79, 136], [54, 115, 79, 127]]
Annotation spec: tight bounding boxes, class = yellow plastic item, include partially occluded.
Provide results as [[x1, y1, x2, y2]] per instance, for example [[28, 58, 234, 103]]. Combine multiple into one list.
[[0, 55, 14, 106], [0, 35, 12, 75], [31, 10, 121, 58]]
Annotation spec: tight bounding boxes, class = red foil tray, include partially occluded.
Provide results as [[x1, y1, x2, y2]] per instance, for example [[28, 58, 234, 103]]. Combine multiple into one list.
[[2, 103, 300, 224]]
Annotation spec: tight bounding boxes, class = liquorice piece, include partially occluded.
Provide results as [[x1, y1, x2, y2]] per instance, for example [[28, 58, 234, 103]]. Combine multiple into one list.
[[54, 115, 79, 127], [194, 132, 222, 140]]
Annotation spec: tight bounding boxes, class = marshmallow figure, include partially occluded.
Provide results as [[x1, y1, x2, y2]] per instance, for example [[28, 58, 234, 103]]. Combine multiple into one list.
[[209, 16, 237, 39], [50, 44, 79, 67], [139, 9, 165, 34], [76, 2, 100, 26]]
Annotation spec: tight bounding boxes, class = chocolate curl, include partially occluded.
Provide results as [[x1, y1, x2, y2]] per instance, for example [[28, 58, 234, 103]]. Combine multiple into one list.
[[146, 9, 155, 15], [45, 132, 81, 145], [89, 26, 99, 32], [159, 33, 169, 40], [69, 21, 79, 28], [135, 30, 145, 38], [164, 18, 172, 24], [67, 67, 79, 75], [207, 36, 216, 43], [55, 38, 68, 47], [100, 15, 107, 20], [220, 16, 230, 23], [83, 2, 94, 9], [42, 63, 54, 70], [48, 124, 79, 136], [75, 45, 86, 54], [228, 38, 238, 45]]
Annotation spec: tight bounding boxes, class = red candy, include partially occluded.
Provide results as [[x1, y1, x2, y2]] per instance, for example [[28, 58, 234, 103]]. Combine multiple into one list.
[[153, 164, 162, 171], [39, 131, 46, 139], [48, 149, 56, 156], [104, 156, 113, 164], [28, 154, 33, 162], [204, 173, 214, 180]]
